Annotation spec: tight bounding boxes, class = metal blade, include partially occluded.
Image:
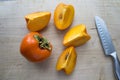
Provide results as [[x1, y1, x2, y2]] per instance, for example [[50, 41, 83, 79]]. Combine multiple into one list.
[[95, 16, 115, 55]]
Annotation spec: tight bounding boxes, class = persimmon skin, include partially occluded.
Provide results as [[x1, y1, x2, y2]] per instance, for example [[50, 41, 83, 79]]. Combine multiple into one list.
[[20, 32, 52, 62]]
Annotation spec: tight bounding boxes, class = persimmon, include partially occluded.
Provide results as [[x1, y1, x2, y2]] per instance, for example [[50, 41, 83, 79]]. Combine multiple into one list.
[[54, 3, 74, 30], [56, 46, 77, 75], [20, 32, 52, 62], [25, 12, 51, 31], [63, 24, 91, 47]]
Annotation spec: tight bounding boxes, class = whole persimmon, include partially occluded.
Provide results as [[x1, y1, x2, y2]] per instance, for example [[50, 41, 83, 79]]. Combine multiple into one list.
[[20, 32, 52, 62]]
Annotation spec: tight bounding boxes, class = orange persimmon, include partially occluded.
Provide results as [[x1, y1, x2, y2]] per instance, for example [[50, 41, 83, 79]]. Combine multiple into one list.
[[20, 32, 52, 62], [54, 3, 74, 30], [63, 24, 91, 47], [25, 12, 51, 31], [56, 46, 77, 75]]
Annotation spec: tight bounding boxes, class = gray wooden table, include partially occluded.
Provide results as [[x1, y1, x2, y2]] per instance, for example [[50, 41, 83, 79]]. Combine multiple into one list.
[[0, 0, 120, 80]]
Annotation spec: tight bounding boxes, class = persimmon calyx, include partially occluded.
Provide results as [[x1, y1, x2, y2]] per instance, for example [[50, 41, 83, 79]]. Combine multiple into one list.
[[34, 35, 51, 51]]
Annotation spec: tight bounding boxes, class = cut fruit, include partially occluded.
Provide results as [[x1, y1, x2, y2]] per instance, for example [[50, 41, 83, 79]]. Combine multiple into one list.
[[56, 46, 77, 75], [63, 24, 91, 47], [25, 12, 51, 31], [54, 3, 74, 30]]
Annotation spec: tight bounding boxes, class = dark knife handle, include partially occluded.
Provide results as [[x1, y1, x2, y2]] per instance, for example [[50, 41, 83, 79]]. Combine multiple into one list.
[[110, 52, 120, 80]]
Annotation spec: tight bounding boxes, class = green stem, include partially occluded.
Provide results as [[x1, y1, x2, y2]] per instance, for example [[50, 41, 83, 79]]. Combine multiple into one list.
[[34, 35, 51, 51]]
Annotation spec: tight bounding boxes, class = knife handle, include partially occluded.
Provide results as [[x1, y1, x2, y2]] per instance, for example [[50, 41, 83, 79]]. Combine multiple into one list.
[[110, 52, 120, 80]]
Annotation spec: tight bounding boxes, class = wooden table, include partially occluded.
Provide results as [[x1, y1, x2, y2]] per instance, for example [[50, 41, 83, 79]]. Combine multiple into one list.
[[0, 0, 120, 80]]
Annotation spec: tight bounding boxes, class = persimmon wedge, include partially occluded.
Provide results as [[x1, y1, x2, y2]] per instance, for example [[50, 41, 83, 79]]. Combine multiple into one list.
[[25, 12, 51, 31], [56, 46, 77, 75], [20, 32, 52, 62], [54, 3, 74, 30], [63, 24, 91, 47]]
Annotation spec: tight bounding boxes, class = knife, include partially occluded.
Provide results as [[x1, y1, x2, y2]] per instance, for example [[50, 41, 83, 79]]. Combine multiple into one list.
[[95, 16, 120, 80]]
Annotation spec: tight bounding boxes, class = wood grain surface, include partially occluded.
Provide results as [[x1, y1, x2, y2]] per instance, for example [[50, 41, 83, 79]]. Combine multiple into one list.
[[0, 0, 120, 80]]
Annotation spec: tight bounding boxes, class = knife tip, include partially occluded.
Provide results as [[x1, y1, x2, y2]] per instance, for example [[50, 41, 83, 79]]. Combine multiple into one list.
[[95, 16, 99, 19]]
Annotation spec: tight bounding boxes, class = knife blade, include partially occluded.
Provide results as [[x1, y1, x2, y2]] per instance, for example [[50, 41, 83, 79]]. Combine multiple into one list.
[[95, 16, 115, 55], [95, 16, 120, 80]]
